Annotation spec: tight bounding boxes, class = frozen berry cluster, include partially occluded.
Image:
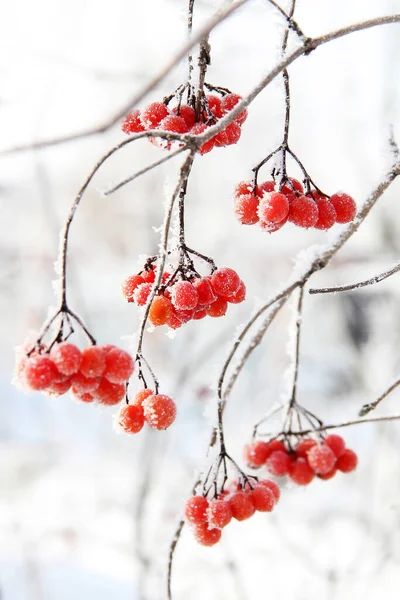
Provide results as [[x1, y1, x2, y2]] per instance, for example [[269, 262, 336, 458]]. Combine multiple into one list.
[[122, 265, 246, 330], [115, 388, 176, 434], [244, 434, 358, 485], [121, 93, 247, 154], [234, 178, 357, 232], [184, 478, 280, 547], [15, 342, 134, 406]]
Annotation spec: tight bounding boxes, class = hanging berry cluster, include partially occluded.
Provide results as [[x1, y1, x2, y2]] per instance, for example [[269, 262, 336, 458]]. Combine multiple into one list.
[[122, 262, 246, 330], [121, 91, 247, 155], [184, 477, 280, 547], [234, 178, 357, 232], [115, 388, 177, 434]]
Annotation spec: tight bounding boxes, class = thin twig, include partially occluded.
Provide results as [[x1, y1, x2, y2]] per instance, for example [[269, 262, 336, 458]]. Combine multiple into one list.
[[309, 260, 400, 295], [359, 377, 400, 417]]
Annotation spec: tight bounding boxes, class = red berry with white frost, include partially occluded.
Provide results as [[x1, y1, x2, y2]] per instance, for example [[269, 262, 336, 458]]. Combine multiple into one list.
[[142, 394, 176, 430], [50, 343, 81, 376], [185, 495, 209, 525], [211, 268, 241, 298], [307, 444, 336, 475], [329, 192, 357, 223]]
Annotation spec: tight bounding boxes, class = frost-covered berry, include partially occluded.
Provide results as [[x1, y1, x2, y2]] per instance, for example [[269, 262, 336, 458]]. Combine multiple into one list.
[[159, 115, 189, 134], [207, 95, 223, 118], [234, 181, 254, 198], [288, 195, 319, 228], [167, 312, 184, 330], [140, 268, 156, 284], [122, 274, 145, 302], [313, 196, 337, 230], [288, 458, 314, 485], [206, 297, 228, 318], [259, 479, 280, 502], [229, 492, 255, 521], [122, 110, 145, 134], [329, 193, 357, 223], [258, 192, 289, 224], [265, 439, 286, 455], [244, 441, 270, 468], [80, 346, 106, 378], [211, 268, 241, 298], [133, 282, 153, 306], [24, 355, 58, 390], [46, 378, 72, 396], [228, 280, 246, 304], [221, 93, 247, 125], [103, 347, 134, 384], [208, 499, 232, 529], [295, 438, 317, 458], [190, 122, 215, 155], [193, 308, 207, 320], [70, 372, 100, 393], [235, 194, 259, 225], [71, 389, 95, 403], [185, 495, 209, 525], [336, 448, 358, 473], [149, 296, 173, 327], [141, 102, 169, 129], [50, 343, 81, 376], [260, 216, 288, 233], [193, 523, 222, 546], [250, 484, 275, 512], [132, 388, 154, 407], [281, 177, 303, 196], [307, 444, 336, 475], [142, 394, 176, 430], [115, 404, 145, 434], [324, 434, 346, 458], [192, 277, 217, 307], [94, 378, 125, 406], [266, 450, 291, 477], [171, 281, 199, 311], [224, 121, 241, 145], [318, 467, 337, 481], [173, 105, 195, 129], [259, 181, 275, 195]]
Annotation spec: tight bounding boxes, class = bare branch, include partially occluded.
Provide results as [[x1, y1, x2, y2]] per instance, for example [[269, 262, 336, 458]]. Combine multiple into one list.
[[309, 260, 400, 295], [359, 377, 400, 417]]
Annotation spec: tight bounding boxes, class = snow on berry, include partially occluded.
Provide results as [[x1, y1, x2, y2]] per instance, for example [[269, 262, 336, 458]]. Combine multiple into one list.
[[244, 441, 270, 468], [80, 346, 106, 378], [24, 355, 59, 390], [140, 102, 169, 129], [133, 282, 153, 306], [227, 280, 246, 304], [193, 523, 222, 547], [173, 105, 196, 129], [329, 192, 357, 223], [259, 479, 280, 502], [50, 342, 81, 376], [70, 372, 100, 393], [307, 444, 337, 475], [122, 274, 145, 302], [336, 448, 358, 473], [211, 268, 241, 298], [115, 404, 145, 434], [235, 194, 260, 225], [171, 281, 199, 311], [229, 492, 255, 521], [295, 437, 317, 458], [142, 394, 176, 430], [250, 484, 275, 512], [103, 348, 134, 384], [258, 191, 289, 224], [288, 195, 319, 228], [266, 450, 291, 477], [121, 110, 145, 134], [288, 458, 315, 485], [185, 496, 209, 525], [93, 378, 126, 406], [313, 196, 337, 230], [207, 499, 232, 529], [324, 434, 346, 458], [192, 277, 217, 306], [132, 388, 154, 407]]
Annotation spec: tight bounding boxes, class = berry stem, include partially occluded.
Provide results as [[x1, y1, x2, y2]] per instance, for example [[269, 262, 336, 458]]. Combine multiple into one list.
[[309, 259, 400, 295]]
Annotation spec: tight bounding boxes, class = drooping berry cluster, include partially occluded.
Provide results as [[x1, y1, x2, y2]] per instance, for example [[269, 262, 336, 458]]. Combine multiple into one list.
[[122, 93, 247, 154], [122, 264, 246, 330], [244, 434, 358, 485], [15, 342, 134, 406], [184, 478, 280, 547], [234, 178, 357, 232], [115, 388, 177, 434]]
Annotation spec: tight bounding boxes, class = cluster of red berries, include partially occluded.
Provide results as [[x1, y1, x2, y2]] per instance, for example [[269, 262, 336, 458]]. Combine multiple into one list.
[[244, 434, 358, 485], [234, 178, 357, 232], [184, 478, 280, 547], [115, 388, 176, 433], [122, 265, 246, 330], [121, 93, 247, 154], [15, 342, 134, 406]]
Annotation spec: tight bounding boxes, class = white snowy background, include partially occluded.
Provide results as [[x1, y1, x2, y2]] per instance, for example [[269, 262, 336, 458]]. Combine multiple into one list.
[[1, 0, 400, 599]]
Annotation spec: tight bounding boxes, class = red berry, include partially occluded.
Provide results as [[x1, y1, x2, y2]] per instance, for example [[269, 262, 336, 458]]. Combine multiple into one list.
[[185, 495, 209, 525], [94, 379, 126, 406], [171, 281, 199, 311], [80, 346, 106, 378], [70, 372, 100, 393], [259, 479, 280, 502], [122, 275, 145, 302], [314, 197, 337, 230], [229, 492, 255, 521], [281, 178, 303, 196], [324, 434, 346, 458], [103, 347, 134, 384], [265, 439, 286, 456], [244, 441, 270, 468], [149, 296, 173, 327], [221, 93, 247, 125], [224, 121, 241, 145], [234, 181, 254, 198], [295, 437, 317, 458], [193, 308, 207, 320], [260, 216, 288, 233], [24, 355, 58, 390], [192, 277, 217, 307], [288, 458, 315, 485], [266, 450, 291, 477], [71, 389, 94, 403], [142, 394, 176, 430], [211, 268, 241, 298], [115, 404, 145, 434], [193, 523, 222, 546], [46, 378, 72, 396], [122, 110, 145, 134], [318, 467, 337, 480], [132, 388, 154, 407], [235, 194, 259, 225], [206, 95, 223, 118], [50, 343, 81, 376], [258, 191, 290, 224], [259, 181, 276, 194], [133, 282, 153, 306], [288, 195, 319, 228], [212, 129, 229, 147], [140, 268, 156, 284], [307, 444, 336, 475], [159, 114, 189, 134], [167, 312, 184, 330], [190, 123, 215, 155], [174, 308, 195, 323], [250, 484, 275, 512], [141, 102, 169, 129], [228, 280, 246, 304], [208, 499, 232, 528], [173, 105, 196, 129], [336, 448, 358, 473], [206, 297, 228, 318], [329, 192, 357, 223]]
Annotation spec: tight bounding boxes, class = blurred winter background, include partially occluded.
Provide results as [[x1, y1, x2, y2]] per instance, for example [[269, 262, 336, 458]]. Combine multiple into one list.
[[1, 0, 400, 598]]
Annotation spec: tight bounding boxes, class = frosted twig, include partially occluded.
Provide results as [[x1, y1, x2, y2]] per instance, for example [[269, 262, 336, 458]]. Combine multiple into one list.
[[359, 377, 400, 417], [297, 414, 400, 436], [309, 260, 400, 295]]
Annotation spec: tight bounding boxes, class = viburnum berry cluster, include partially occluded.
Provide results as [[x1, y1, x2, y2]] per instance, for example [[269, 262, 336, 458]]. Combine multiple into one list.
[[15, 342, 134, 405], [244, 434, 358, 485], [184, 477, 279, 547], [121, 89, 247, 154], [234, 177, 357, 232], [115, 388, 177, 434], [122, 259, 245, 330]]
